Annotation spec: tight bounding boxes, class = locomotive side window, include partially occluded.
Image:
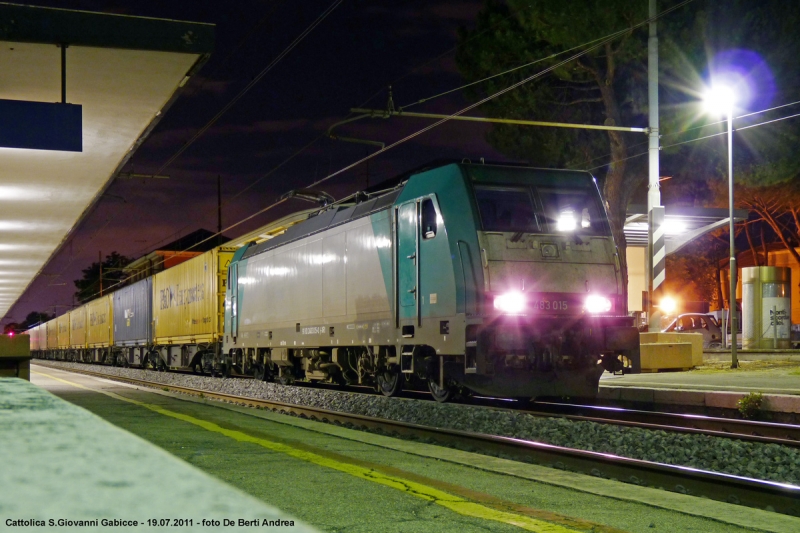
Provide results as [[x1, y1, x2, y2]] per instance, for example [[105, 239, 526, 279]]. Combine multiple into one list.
[[474, 186, 540, 233], [421, 198, 437, 239]]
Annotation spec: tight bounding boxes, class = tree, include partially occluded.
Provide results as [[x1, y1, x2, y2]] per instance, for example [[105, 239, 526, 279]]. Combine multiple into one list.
[[456, 0, 661, 309], [23, 311, 53, 328], [74, 252, 132, 304]]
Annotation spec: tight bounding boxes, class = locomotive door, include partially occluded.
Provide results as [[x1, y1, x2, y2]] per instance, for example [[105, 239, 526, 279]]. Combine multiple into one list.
[[396, 200, 419, 323]]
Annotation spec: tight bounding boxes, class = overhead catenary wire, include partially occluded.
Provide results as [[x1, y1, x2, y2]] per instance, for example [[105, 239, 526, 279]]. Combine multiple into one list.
[[136, 1, 683, 259], [76, 0, 694, 304], [400, 0, 696, 111], [579, 98, 800, 171], [584, 107, 800, 172]]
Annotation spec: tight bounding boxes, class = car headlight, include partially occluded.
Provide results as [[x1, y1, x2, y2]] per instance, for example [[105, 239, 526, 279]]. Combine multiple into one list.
[[584, 295, 612, 314], [494, 291, 526, 314]]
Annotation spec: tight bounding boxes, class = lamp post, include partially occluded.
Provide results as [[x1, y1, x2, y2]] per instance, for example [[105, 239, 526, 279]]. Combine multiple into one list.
[[704, 86, 738, 368]]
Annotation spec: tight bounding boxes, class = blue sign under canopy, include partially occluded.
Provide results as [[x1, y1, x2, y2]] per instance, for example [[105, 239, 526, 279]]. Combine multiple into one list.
[[0, 99, 82, 152]]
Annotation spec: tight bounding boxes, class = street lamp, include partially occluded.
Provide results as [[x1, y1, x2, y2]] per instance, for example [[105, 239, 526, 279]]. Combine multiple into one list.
[[703, 85, 738, 368]]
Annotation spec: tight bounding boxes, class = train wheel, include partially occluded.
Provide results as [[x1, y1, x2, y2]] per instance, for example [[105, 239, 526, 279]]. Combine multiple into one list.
[[253, 363, 266, 381], [277, 373, 294, 386], [376, 367, 402, 397], [427, 378, 453, 403]]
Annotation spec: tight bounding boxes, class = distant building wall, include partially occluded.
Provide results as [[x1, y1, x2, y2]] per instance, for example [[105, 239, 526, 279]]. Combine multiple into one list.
[[627, 246, 646, 313]]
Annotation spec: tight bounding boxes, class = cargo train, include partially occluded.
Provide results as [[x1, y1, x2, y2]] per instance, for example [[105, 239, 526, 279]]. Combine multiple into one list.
[[30, 161, 640, 401]]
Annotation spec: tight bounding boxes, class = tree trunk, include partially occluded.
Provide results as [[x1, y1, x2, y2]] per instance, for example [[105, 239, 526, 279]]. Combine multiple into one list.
[[594, 54, 631, 313]]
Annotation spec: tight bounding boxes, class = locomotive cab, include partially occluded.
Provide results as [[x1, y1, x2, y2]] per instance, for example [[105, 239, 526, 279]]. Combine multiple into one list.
[[455, 165, 640, 398]]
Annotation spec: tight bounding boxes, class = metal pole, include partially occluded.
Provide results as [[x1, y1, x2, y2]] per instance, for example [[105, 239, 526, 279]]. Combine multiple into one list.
[[646, 0, 662, 330], [728, 107, 738, 368], [99, 250, 103, 297], [61, 44, 67, 104], [349, 108, 647, 133]]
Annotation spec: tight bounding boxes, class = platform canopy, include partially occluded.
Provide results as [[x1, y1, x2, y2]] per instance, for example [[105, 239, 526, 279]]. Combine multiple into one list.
[[624, 204, 749, 254], [0, 3, 213, 319]]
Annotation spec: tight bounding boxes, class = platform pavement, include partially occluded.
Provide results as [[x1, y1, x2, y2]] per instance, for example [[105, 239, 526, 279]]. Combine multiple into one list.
[[600, 352, 800, 414], [0, 377, 316, 532]]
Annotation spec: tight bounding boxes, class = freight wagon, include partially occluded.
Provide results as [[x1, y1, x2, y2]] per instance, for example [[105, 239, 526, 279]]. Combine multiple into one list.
[[113, 277, 152, 367], [147, 247, 234, 371]]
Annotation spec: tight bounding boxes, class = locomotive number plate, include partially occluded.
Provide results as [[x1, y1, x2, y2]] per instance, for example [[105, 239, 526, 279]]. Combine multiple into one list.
[[529, 298, 569, 311], [527, 293, 586, 313]]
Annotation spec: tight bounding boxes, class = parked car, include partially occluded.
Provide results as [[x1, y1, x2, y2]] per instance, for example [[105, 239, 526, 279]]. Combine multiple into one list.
[[662, 313, 723, 348]]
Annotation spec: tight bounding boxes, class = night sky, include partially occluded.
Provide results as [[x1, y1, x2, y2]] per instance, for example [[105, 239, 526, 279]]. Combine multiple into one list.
[[5, 0, 509, 323]]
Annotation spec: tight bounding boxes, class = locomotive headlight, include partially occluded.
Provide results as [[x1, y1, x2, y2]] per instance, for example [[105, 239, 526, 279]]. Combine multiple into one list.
[[494, 291, 526, 314], [584, 295, 612, 314], [557, 210, 576, 231]]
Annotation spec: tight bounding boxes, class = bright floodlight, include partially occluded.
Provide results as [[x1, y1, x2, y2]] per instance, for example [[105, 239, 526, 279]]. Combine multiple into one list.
[[703, 85, 736, 115], [660, 296, 677, 314]]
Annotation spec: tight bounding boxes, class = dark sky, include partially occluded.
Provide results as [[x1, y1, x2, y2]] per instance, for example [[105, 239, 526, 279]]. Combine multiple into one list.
[[6, 0, 508, 323]]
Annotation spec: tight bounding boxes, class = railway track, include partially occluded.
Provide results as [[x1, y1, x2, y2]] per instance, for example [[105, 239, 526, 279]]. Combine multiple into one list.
[[520, 401, 800, 448], [35, 362, 800, 517], [37, 359, 800, 446]]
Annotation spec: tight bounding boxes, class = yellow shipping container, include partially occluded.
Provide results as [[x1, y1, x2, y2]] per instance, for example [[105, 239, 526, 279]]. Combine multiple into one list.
[[86, 295, 113, 347], [46, 319, 58, 350], [57, 314, 70, 349], [28, 324, 40, 351], [70, 306, 87, 348], [153, 247, 234, 345]]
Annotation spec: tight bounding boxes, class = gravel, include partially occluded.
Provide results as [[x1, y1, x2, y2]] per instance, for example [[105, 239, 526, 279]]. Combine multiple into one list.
[[37, 360, 800, 486]]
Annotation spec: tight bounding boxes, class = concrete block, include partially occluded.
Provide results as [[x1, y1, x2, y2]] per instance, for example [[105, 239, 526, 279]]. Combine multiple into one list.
[[618, 387, 656, 403], [597, 387, 621, 401], [640, 342, 694, 371], [0, 334, 30, 358], [764, 394, 800, 414], [653, 388, 706, 406], [640, 332, 703, 366], [705, 392, 744, 410]]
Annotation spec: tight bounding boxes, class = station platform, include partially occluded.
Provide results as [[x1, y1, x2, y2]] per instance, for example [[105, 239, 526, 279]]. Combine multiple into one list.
[[29, 364, 800, 533], [0, 377, 316, 532], [600, 351, 800, 418]]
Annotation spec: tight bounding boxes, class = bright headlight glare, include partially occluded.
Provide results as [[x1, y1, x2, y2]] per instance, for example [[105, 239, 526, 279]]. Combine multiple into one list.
[[584, 295, 612, 314], [557, 210, 576, 231], [494, 291, 526, 314]]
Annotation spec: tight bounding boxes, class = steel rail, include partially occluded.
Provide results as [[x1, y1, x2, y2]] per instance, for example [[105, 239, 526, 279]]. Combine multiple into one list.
[[528, 401, 800, 445], [35, 362, 800, 517], [35, 359, 800, 446]]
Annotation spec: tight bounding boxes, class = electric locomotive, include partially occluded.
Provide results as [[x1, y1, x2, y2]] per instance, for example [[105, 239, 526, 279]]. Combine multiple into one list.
[[223, 161, 640, 401]]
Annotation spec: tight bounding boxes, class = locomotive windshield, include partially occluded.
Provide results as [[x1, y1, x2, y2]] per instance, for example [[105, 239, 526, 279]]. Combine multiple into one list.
[[474, 182, 610, 236]]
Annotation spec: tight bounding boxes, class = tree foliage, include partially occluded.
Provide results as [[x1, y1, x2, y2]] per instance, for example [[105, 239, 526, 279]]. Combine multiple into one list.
[[456, 0, 800, 309], [74, 252, 132, 304]]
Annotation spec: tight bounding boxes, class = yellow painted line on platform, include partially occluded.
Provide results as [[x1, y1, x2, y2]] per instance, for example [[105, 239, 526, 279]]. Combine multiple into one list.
[[34, 370, 581, 533]]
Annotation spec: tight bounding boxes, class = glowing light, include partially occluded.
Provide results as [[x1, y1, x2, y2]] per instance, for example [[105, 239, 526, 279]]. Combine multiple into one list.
[[557, 210, 576, 231], [703, 85, 736, 115], [584, 295, 612, 314], [660, 296, 677, 314], [494, 291, 526, 314], [663, 220, 687, 235]]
